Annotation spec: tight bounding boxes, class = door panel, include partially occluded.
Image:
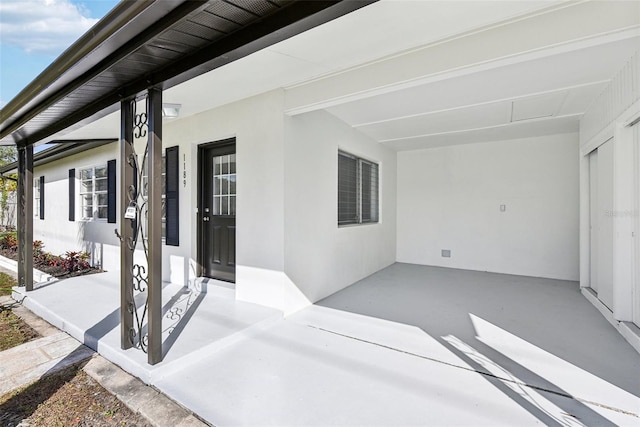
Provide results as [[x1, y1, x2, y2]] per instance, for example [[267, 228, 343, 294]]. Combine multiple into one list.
[[228, 225, 236, 266], [634, 124, 640, 327], [596, 139, 614, 310], [589, 151, 598, 292], [199, 140, 236, 282]]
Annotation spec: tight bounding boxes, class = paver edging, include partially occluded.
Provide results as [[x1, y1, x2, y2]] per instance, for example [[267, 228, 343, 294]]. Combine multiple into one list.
[[2, 295, 211, 427]]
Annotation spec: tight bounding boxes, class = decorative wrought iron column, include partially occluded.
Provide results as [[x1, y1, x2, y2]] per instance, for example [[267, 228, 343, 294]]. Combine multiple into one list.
[[147, 87, 163, 365], [120, 99, 135, 350], [17, 145, 33, 291], [118, 87, 163, 365]]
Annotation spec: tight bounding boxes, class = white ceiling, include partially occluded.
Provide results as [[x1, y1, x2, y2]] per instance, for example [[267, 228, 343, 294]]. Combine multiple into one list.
[[53, 0, 640, 152], [326, 36, 638, 149]]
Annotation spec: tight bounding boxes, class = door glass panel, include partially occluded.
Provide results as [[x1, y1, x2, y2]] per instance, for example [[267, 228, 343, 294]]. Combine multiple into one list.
[[222, 155, 229, 174], [229, 196, 236, 216], [222, 196, 228, 214], [221, 177, 229, 195], [212, 154, 237, 216]]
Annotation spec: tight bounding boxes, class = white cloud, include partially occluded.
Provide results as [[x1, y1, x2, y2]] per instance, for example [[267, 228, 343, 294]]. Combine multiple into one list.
[[0, 0, 99, 55]]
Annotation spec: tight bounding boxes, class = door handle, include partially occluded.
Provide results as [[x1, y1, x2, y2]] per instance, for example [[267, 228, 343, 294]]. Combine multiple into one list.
[[203, 216, 209, 222]]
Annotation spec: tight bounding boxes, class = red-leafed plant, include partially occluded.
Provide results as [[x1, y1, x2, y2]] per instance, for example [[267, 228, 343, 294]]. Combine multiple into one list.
[[60, 251, 91, 272], [0, 234, 18, 251]]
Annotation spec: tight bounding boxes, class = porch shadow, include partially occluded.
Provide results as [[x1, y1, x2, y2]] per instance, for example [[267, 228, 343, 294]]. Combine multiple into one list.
[[316, 263, 640, 400], [161, 286, 207, 357], [83, 287, 150, 350], [439, 334, 617, 426], [0, 345, 93, 425]]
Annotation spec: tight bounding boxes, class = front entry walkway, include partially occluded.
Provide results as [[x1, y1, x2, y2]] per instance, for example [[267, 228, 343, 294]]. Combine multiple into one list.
[[14, 264, 640, 425]]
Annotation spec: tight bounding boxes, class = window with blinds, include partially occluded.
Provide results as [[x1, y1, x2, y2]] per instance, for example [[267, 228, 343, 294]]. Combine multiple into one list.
[[338, 151, 379, 225]]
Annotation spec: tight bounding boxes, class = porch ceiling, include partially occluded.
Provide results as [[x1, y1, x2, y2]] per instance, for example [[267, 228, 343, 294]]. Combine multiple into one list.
[[6, 1, 638, 150], [0, 0, 373, 147], [307, 1, 640, 150], [54, 1, 640, 152]]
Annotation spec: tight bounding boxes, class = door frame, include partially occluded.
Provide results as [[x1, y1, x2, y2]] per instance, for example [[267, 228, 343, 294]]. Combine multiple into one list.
[[197, 137, 236, 279], [633, 123, 640, 326]]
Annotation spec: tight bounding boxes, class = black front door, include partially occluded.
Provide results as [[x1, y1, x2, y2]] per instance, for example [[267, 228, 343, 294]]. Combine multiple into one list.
[[199, 139, 236, 282]]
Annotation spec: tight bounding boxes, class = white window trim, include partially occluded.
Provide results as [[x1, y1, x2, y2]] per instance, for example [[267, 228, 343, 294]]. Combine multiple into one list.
[[79, 165, 108, 221], [34, 177, 41, 219]]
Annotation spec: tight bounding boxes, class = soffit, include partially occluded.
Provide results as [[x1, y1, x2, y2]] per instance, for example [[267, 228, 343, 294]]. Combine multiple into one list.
[[38, 0, 565, 144]]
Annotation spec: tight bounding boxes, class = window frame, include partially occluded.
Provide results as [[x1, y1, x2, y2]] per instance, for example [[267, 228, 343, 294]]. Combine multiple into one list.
[[78, 164, 109, 221], [34, 177, 41, 219], [338, 150, 380, 226]]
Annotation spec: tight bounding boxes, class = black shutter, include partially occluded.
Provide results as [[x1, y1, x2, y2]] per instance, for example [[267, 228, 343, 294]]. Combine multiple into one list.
[[39, 176, 45, 220], [68, 169, 75, 221], [107, 159, 116, 223], [165, 146, 179, 246]]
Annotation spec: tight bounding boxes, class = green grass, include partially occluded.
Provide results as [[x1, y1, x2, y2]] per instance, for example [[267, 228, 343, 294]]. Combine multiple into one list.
[[0, 310, 38, 351], [0, 272, 16, 296]]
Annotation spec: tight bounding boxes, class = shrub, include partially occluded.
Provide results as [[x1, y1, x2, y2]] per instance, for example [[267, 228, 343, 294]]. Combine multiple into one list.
[[0, 235, 93, 275], [0, 233, 18, 251], [35, 251, 55, 267], [33, 240, 44, 253], [61, 251, 91, 272]]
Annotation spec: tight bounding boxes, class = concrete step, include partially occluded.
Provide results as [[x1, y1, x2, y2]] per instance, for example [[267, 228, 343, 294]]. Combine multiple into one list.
[[190, 277, 235, 299]]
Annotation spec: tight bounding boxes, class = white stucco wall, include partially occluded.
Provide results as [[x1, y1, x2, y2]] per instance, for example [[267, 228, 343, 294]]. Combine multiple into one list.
[[397, 133, 580, 281], [33, 141, 191, 286], [163, 95, 397, 313], [164, 90, 288, 307], [284, 110, 397, 305], [27, 90, 397, 314], [33, 143, 121, 272]]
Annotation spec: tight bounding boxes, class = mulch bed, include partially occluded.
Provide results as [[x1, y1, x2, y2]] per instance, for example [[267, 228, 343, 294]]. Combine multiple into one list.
[[0, 248, 102, 280], [0, 364, 152, 427]]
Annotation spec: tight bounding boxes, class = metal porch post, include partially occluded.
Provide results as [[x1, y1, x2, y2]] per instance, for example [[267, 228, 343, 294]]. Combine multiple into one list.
[[120, 99, 134, 350], [147, 87, 163, 365], [17, 145, 33, 291]]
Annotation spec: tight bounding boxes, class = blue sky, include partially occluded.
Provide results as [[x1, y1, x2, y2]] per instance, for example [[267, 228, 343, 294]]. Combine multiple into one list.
[[0, 0, 119, 107]]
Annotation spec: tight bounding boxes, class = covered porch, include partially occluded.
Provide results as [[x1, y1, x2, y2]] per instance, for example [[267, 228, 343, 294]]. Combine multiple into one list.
[[12, 263, 640, 425]]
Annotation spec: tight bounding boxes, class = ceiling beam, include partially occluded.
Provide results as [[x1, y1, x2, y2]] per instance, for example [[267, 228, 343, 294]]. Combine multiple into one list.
[[284, 1, 640, 115], [351, 81, 608, 128]]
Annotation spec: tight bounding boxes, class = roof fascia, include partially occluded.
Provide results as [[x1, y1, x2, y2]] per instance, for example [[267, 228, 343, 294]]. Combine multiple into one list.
[[0, 139, 117, 174], [2, 0, 376, 147], [1, 0, 203, 145]]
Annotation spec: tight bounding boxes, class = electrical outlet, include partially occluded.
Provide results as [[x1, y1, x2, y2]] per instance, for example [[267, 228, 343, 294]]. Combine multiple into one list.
[[500, 204, 506, 212], [441, 249, 451, 258]]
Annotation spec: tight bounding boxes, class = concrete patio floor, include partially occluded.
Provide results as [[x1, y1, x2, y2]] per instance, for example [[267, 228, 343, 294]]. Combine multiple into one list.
[[13, 263, 640, 426]]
